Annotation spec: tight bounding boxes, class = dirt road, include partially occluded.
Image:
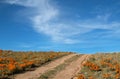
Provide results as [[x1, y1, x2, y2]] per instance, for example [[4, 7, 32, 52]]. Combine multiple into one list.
[[14, 54, 76, 79], [53, 55, 90, 79]]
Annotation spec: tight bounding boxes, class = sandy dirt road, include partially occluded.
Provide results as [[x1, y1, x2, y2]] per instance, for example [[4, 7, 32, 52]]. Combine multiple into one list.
[[14, 54, 76, 79], [53, 55, 90, 79]]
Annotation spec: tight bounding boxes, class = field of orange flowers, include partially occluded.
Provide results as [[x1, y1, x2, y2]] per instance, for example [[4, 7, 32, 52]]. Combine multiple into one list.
[[77, 52, 120, 79], [0, 50, 70, 79]]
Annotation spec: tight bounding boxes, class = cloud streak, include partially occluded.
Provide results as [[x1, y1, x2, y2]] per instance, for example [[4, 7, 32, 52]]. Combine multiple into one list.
[[4, 0, 120, 44]]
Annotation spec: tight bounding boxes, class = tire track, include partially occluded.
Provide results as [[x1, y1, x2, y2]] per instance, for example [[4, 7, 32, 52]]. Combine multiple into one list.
[[53, 55, 90, 79], [14, 54, 77, 79]]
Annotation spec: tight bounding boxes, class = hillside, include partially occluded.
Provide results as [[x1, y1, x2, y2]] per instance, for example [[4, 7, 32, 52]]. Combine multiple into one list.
[[0, 50, 120, 79]]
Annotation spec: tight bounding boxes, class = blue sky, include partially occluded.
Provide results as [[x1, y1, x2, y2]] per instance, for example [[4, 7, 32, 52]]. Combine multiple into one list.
[[0, 0, 120, 53]]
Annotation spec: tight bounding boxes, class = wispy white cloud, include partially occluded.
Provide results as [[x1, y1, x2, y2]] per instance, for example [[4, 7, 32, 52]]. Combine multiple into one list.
[[5, 0, 80, 44], [4, 0, 120, 44], [96, 13, 111, 22], [5, 0, 43, 7]]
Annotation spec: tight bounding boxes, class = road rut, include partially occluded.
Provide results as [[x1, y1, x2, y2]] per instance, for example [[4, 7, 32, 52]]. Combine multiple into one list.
[[53, 55, 90, 79], [14, 54, 76, 79]]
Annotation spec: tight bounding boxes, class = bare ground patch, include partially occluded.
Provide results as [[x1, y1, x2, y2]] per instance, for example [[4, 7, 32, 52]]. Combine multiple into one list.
[[53, 55, 90, 79], [14, 54, 76, 79]]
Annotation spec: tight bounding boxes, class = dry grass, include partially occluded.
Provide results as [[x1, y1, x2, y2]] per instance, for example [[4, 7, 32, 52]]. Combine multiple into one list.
[[76, 52, 120, 79], [0, 50, 71, 79]]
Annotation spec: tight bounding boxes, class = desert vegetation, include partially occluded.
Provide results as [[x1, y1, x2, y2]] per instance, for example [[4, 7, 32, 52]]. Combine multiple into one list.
[[76, 52, 120, 79], [1, 49, 120, 79], [0, 49, 70, 79]]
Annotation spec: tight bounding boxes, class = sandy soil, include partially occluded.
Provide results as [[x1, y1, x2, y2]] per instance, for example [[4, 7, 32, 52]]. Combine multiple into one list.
[[53, 55, 90, 79], [14, 54, 76, 79]]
